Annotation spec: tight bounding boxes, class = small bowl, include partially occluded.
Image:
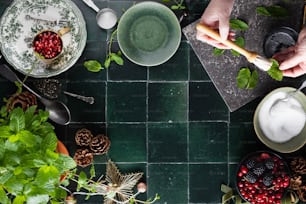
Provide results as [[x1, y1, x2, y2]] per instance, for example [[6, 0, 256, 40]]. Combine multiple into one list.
[[263, 27, 298, 58], [32, 27, 70, 64], [117, 1, 181, 66], [254, 87, 306, 153], [236, 151, 290, 204]]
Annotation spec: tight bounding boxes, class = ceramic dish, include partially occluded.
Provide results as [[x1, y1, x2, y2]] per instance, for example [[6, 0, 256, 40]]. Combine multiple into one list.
[[0, 0, 87, 78], [254, 87, 306, 153], [117, 1, 181, 66], [236, 151, 290, 204]]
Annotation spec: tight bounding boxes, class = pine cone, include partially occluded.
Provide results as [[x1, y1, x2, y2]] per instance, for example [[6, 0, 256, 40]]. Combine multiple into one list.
[[73, 148, 93, 167], [7, 91, 37, 112], [75, 128, 93, 146], [90, 134, 111, 155]]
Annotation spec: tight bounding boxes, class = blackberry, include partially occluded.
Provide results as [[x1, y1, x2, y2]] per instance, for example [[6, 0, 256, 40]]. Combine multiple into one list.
[[245, 171, 257, 183], [245, 158, 256, 169], [264, 158, 274, 170], [262, 173, 273, 187], [253, 163, 265, 176]]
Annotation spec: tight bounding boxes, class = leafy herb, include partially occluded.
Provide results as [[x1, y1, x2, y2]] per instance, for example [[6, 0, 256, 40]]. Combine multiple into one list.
[[267, 59, 283, 81], [230, 19, 249, 31], [83, 29, 124, 72], [256, 5, 289, 18], [237, 68, 259, 89], [213, 48, 225, 56], [84, 60, 102, 72]]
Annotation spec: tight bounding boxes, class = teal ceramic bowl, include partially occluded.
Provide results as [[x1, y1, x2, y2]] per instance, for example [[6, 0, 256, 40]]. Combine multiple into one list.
[[117, 1, 181, 66]]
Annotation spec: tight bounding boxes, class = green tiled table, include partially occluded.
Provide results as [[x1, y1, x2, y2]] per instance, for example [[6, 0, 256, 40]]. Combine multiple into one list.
[[1, 0, 306, 203]]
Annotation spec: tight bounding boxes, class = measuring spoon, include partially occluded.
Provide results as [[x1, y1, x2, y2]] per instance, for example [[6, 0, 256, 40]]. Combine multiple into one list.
[[82, 0, 117, 29]]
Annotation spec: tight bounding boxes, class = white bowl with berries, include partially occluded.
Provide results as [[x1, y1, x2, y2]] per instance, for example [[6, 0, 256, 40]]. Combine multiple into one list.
[[236, 151, 290, 204]]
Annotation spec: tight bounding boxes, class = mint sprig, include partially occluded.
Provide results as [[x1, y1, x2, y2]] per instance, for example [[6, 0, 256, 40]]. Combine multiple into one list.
[[237, 68, 259, 89], [267, 59, 283, 81]]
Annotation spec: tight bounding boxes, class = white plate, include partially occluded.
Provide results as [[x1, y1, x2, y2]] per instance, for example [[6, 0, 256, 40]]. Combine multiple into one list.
[[0, 0, 87, 78]]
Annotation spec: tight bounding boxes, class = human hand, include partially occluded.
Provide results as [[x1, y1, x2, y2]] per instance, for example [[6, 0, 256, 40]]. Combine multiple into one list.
[[273, 27, 306, 78], [196, 0, 235, 49]]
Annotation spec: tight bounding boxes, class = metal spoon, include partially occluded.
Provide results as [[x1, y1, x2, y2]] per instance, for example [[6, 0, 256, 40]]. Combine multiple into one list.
[[0, 64, 71, 125], [270, 79, 306, 113]]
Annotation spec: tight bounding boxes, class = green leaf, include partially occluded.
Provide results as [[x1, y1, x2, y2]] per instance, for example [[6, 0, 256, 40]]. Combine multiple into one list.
[[230, 19, 248, 31], [237, 68, 259, 89], [0, 171, 13, 184], [18, 130, 37, 147], [110, 53, 124, 65], [237, 68, 251, 89], [55, 154, 76, 171], [213, 48, 225, 56], [0, 186, 10, 204], [104, 57, 111, 69], [267, 59, 283, 81], [0, 125, 12, 138], [13, 195, 26, 204], [27, 194, 49, 204], [6, 177, 24, 195], [84, 60, 103, 72], [41, 133, 58, 152], [171, 5, 179, 10], [77, 171, 88, 191], [9, 107, 25, 133], [90, 163, 96, 179], [35, 165, 60, 188], [248, 70, 259, 88], [256, 5, 288, 17]]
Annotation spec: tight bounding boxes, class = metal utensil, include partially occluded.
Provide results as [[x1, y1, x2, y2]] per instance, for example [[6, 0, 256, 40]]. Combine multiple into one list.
[[81, 0, 117, 29], [63, 91, 94, 104], [0, 64, 71, 125], [270, 79, 306, 113], [25, 14, 69, 26]]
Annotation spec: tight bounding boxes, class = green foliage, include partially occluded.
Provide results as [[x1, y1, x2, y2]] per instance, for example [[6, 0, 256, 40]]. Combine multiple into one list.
[[237, 68, 259, 89], [84, 60, 103, 72], [231, 36, 245, 57], [229, 19, 248, 31], [256, 5, 289, 18], [267, 59, 283, 81], [0, 105, 77, 203], [162, 0, 186, 10]]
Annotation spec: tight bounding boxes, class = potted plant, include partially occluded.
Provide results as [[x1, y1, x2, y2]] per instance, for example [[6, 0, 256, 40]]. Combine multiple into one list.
[[0, 90, 160, 204]]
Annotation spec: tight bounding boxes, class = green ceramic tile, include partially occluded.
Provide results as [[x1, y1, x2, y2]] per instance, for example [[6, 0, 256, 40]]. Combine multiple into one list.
[[148, 164, 188, 204], [189, 47, 210, 81], [0, 81, 17, 100], [67, 81, 106, 122], [229, 122, 267, 163], [107, 82, 146, 122], [189, 163, 228, 203], [149, 43, 189, 81], [230, 98, 261, 123], [148, 83, 187, 122], [107, 123, 147, 162], [67, 41, 107, 81], [189, 82, 228, 121], [229, 163, 239, 188], [189, 122, 228, 162], [108, 43, 148, 80], [148, 123, 187, 162]]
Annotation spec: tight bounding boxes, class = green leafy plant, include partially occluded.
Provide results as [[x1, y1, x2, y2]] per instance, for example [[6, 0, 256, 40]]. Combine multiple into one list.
[[0, 95, 159, 203], [229, 19, 249, 31], [256, 5, 289, 18], [237, 68, 259, 89], [83, 29, 124, 72], [267, 59, 283, 81], [0, 105, 76, 203]]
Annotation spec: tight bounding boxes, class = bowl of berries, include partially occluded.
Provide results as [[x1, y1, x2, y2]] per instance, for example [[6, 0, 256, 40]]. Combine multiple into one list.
[[32, 27, 70, 64], [236, 151, 290, 204]]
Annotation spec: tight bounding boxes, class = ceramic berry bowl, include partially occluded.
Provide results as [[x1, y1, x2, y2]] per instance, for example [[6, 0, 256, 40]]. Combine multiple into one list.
[[236, 151, 290, 204], [32, 27, 70, 64]]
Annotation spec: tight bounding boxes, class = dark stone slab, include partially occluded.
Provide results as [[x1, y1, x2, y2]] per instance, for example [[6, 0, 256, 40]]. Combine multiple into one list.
[[183, 0, 304, 112]]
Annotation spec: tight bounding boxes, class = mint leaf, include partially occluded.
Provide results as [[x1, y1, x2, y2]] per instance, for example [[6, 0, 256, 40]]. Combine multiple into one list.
[[256, 6, 288, 17], [213, 48, 225, 56], [267, 59, 283, 81], [84, 60, 103, 72], [237, 68, 258, 89], [111, 53, 124, 65], [230, 19, 248, 31]]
